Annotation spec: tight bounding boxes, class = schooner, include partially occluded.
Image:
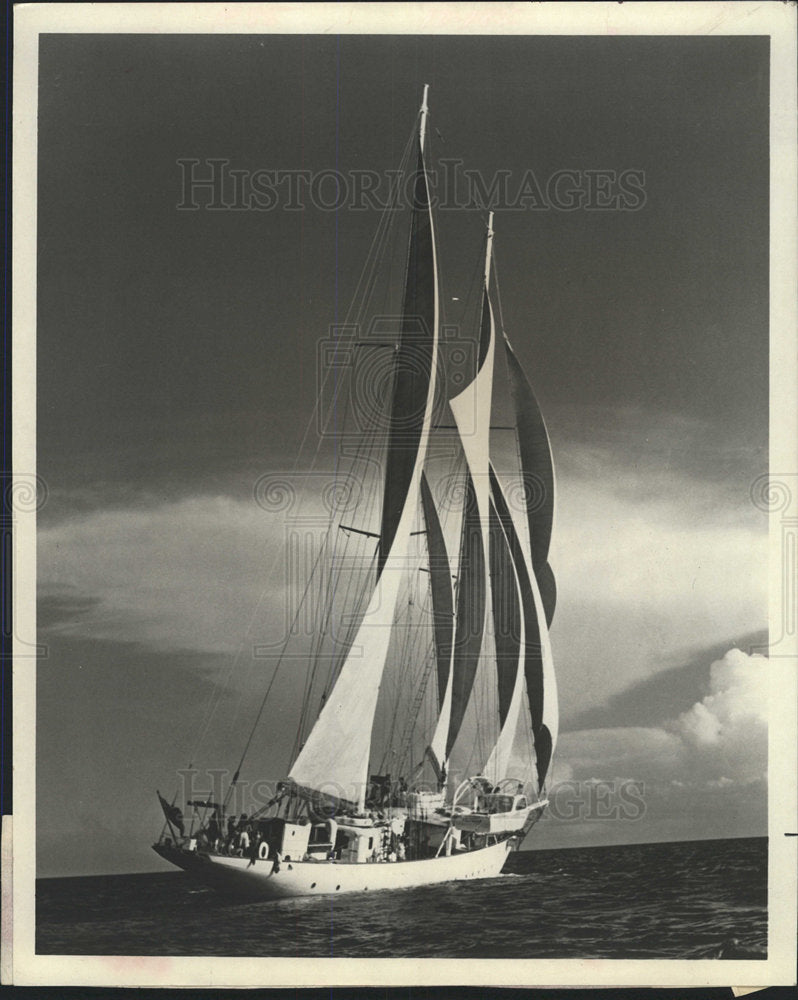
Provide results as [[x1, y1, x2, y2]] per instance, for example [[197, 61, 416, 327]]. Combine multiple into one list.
[[153, 86, 559, 899]]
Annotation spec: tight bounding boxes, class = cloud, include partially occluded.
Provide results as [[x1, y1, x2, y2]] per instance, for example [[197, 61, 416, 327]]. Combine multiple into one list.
[[541, 416, 767, 722], [671, 647, 768, 786], [540, 649, 768, 846], [39, 494, 291, 655]]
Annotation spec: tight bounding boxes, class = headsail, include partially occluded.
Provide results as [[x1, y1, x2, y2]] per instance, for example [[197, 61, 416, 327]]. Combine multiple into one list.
[[483, 497, 526, 785], [445, 472, 487, 760], [289, 87, 439, 812], [488, 498, 522, 728], [420, 471, 455, 778], [489, 465, 558, 790]]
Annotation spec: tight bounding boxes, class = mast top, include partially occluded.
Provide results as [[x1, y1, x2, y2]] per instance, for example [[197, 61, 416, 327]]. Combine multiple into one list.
[[420, 84, 430, 152], [484, 211, 495, 286]]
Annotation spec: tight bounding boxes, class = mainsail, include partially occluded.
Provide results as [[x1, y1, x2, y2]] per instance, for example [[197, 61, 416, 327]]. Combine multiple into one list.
[[288, 87, 439, 812]]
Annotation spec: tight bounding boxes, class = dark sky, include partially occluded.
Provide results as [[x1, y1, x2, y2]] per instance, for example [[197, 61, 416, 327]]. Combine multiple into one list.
[[36, 33, 770, 874], [37, 33, 768, 498]]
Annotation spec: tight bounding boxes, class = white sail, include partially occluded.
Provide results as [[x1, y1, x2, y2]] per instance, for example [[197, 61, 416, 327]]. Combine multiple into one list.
[[531, 555, 559, 762], [427, 664, 453, 777], [288, 493, 427, 811], [448, 216, 495, 539], [483, 541, 526, 785]]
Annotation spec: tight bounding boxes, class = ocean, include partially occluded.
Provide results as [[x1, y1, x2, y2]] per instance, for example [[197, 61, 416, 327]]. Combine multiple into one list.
[[36, 836, 766, 959]]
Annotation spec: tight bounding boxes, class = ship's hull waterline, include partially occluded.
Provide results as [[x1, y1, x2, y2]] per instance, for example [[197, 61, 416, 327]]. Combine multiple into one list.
[[153, 838, 515, 900]]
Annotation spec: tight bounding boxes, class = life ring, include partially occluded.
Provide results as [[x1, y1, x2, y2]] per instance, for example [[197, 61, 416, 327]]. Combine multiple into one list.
[[258, 841, 269, 860]]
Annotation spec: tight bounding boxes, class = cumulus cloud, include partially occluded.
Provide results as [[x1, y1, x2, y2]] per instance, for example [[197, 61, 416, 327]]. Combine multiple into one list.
[[559, 648, 767, 788], [671, 647, 768, 785], [543, 649, 768, 844]]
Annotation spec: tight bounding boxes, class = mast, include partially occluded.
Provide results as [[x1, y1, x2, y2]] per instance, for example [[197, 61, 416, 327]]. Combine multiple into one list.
[[288, 87, 439, 814], [377, 84, 437, 574]]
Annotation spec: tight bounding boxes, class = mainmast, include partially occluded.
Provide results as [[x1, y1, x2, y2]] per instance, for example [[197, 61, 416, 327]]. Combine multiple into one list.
[[420, 83, 429, 151], [288, 87, 440, 814], [443, 212, 497, 760]]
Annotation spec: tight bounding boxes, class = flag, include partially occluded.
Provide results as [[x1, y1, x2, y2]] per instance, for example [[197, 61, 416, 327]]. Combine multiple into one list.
[[157, 791, 185, 836]]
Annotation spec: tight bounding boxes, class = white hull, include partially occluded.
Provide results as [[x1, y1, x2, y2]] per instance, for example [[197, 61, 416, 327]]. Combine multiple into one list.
[[153, 838, 514, 900]]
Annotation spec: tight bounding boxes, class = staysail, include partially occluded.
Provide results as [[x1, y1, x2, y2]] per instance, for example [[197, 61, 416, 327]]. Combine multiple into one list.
[[445, 472, 486, 760], [420, 471, 455, 778], [503, 334, 557, 627], [289, 87, 439, 812], [483, 497, 526, 785]]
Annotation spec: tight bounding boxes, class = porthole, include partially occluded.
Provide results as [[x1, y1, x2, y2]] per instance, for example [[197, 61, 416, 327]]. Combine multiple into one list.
[[336, 884, 341, 890], [310, 882, 316, 888]]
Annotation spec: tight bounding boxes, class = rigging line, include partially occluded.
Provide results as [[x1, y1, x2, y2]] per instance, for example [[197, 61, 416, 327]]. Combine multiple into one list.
[[392, 461, 456, 775], [325, 541, 379, 695], [491, 246, 509, 341], [292, 538, 339, 764], [377, 582, 415, 774], [288, 130, 415, 755], [225, 531, 331, 805], [187, 164, 411, 766], [396, 553, 437, 746], [320, 426, 385, 700], [379, 502, 437, 773], [395, 634, 436, 777], [354, 131, 415, 326], [312, 127, 416, 702], [376, 526, 429, 771], [296, 118, 415, 499]]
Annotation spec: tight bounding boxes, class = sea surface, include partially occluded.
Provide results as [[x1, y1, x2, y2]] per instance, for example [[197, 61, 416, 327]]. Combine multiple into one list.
[[36, 836, 766, 959]]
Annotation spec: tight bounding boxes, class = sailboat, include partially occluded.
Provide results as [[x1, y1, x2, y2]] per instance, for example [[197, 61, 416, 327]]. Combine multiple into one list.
[[153, 86, 559, 899]]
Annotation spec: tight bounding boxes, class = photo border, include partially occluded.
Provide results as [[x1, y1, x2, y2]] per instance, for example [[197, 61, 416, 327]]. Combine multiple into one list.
[[8, 1, 797, 988]]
